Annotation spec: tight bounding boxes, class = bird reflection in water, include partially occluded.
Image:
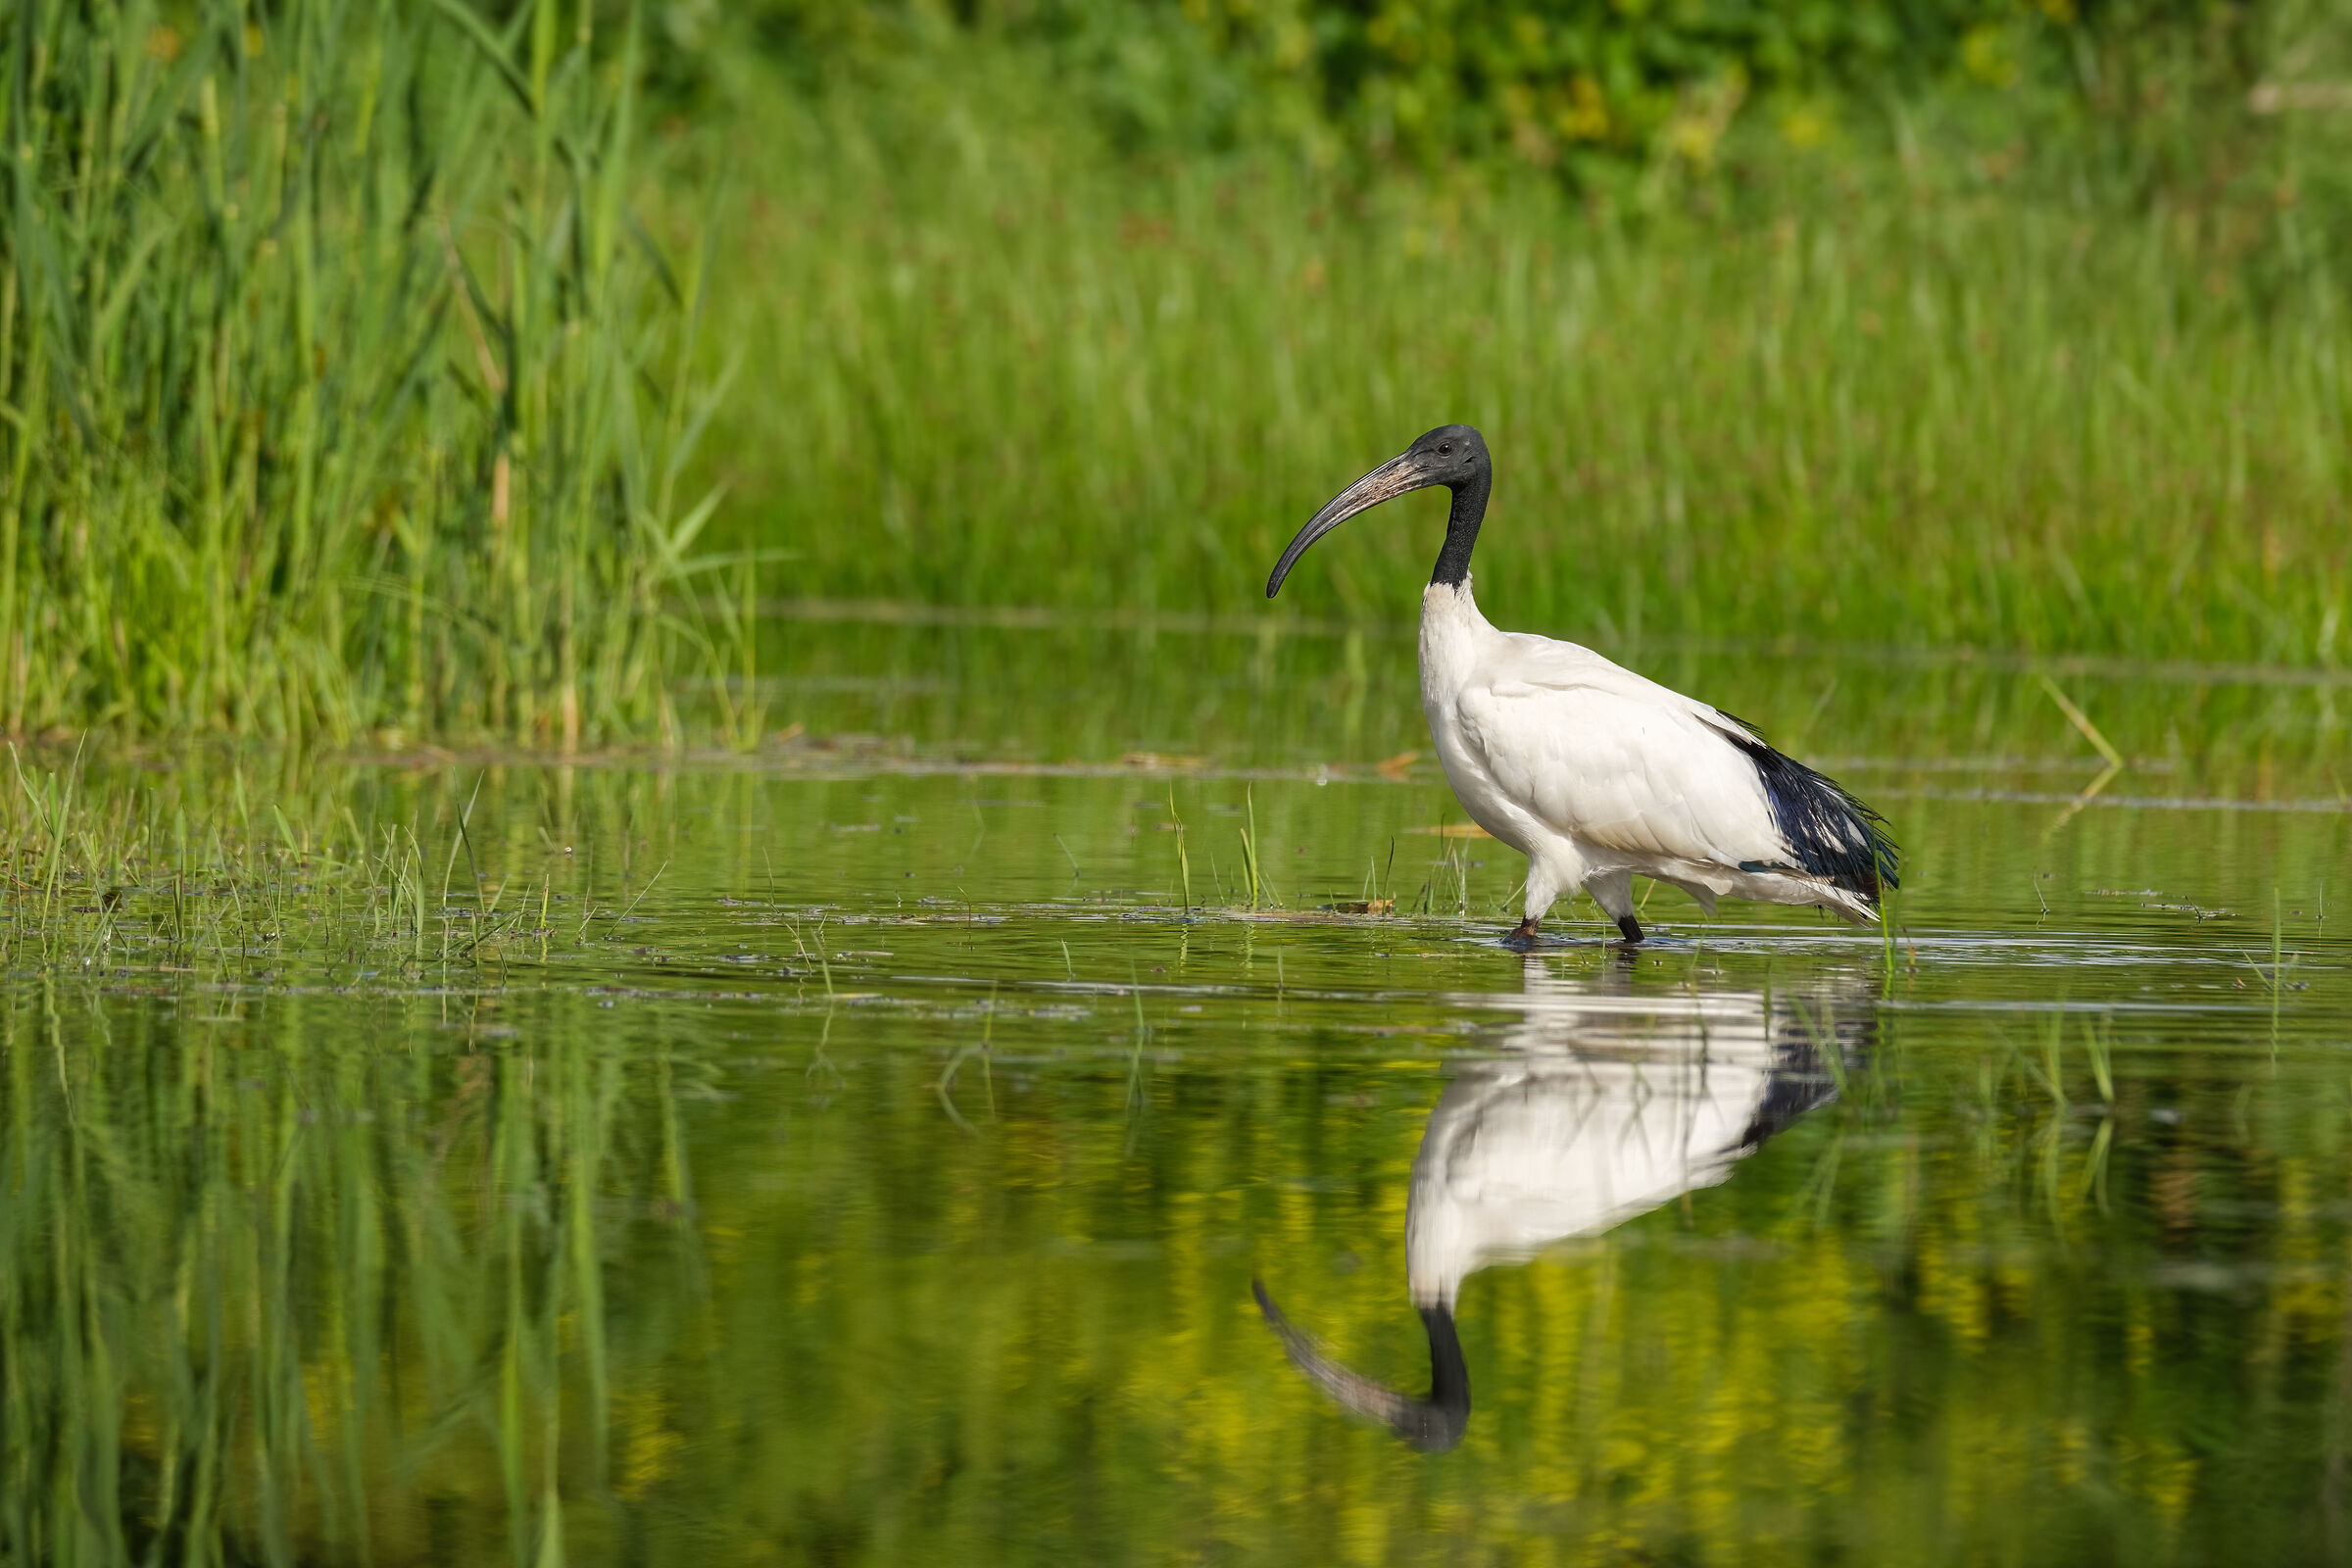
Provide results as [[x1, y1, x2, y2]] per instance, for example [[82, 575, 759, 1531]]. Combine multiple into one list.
[[1254, 957, 1873, 1452]]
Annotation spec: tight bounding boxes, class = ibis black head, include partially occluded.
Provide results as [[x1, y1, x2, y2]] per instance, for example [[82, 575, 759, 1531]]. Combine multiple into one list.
[[1266, 424, 1493, 597]]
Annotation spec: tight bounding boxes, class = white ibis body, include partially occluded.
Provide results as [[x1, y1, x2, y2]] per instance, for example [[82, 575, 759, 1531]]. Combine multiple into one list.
[[1267, 424, 1898, 947]]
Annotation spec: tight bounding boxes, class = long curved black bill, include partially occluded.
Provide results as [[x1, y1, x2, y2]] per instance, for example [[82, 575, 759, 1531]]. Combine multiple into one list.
[[1265, 452, 1430, 598], [1251, 1278, 1469, 1451]]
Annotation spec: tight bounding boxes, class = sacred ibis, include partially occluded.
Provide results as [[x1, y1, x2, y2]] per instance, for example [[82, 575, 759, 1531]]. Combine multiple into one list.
[[1267, 425, 1898, 947], [1252, 964, 1862, 1449]]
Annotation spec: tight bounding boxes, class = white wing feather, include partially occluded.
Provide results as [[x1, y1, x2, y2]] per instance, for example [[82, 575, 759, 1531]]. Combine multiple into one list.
[[1454, 633, 1786, 869]]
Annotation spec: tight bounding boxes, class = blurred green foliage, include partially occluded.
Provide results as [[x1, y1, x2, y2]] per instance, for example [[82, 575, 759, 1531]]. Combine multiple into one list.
[[664, 0, 2319, 185], [7, 0, 2351, 742], [680, 74, 2352, 668]]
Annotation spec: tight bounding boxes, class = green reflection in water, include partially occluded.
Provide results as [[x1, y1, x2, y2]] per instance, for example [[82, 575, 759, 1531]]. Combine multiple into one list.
[[1, 631, 2348, 1565]]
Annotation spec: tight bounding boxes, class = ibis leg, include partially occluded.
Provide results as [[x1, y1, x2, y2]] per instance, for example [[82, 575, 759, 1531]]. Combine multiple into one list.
[[1501, 917, 1541, 952], [1616, 914, 1643, 945]]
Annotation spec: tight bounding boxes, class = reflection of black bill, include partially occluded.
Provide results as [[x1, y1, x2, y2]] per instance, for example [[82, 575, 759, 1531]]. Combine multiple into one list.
[[1250, 1278, 1469, 1452]]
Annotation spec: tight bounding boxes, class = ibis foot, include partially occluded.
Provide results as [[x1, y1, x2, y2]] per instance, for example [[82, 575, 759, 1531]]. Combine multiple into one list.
[[1501, 917, 1541, 952], [1616, 914, 1644, 945]]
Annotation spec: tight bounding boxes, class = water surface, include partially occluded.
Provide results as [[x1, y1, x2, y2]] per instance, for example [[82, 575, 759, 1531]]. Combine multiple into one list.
[[5, 619, 2348, 1565]]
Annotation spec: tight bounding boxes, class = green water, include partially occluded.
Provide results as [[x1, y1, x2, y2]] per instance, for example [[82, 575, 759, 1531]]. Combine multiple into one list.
[[5, 621, 2349, 1566]]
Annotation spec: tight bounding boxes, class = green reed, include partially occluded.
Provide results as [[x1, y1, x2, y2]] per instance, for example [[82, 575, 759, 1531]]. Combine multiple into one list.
[[700, 64, 2350, 668], [0, 0, 750, 746]]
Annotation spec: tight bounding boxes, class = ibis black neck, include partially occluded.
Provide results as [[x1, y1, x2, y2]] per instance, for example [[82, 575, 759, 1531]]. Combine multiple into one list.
[[1429, 469, 1489, 589]]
